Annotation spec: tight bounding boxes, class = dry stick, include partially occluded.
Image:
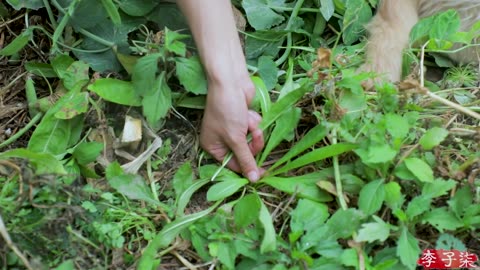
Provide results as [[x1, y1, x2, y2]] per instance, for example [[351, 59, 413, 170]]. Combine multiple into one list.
[[419, 42, 480, 121], [0, 214, 33, 270]]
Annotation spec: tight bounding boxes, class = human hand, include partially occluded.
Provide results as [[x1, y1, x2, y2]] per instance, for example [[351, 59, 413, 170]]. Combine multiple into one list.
[[200, 79, 264, 182]]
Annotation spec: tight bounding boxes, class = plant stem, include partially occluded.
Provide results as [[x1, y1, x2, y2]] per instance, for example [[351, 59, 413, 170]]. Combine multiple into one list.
[[275, 0, 305, 67], [0, 113, 43, 150], [332, 127, 348, 210]]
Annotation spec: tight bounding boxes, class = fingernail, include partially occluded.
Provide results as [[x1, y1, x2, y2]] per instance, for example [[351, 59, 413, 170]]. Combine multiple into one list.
[[247, 170, 259, 182], [249, 111, 262, 121]]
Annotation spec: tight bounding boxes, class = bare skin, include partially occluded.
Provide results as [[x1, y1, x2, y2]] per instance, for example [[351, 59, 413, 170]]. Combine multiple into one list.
[[176, 0, 264, 182]]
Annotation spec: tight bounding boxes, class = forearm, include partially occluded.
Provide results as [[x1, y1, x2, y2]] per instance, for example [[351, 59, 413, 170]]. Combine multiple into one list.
[[176, 0, 249, 84]]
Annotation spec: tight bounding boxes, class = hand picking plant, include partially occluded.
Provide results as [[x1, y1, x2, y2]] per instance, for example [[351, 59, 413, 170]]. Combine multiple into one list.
[[0, 0, 479, 270]]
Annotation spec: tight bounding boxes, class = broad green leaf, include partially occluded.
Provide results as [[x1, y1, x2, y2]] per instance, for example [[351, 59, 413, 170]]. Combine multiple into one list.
[[88, 78, 142, 106], [385, 114, 409, 140], [108, 174, 160, 206], [259, 82, 311, 130], [419, 127, 448, 150], [164, 28, 189, 56], [320, 0, 335, 21], [358, 179, 385, 216], [72, 141, 103, 165], [0, 28, 33, 56], [25, 62, 57, 78], [61, 61, 90, 92], [384, 182, 403, 210], [258, 195, 276, 253], [355, 144, 397, 164], [257, 56, 278, 90], [404, 158, 434, 183], [326, 208, 365, 239], [175, 56, 207, 95], [448, 186, 472, 218], [52, 54, 75, 78], [173, 163, 194, 201], [100, 0, 121, 25], [405, 196, 431, 220], [421, 179, 456, 199], [217, 242, 236, 269], [259, 107, 301, 165], [28, 91, 83, 155], [132, 53, 162, 97], [176, 96, 205, 109], [429, 10, 461, 50], [246, 31, 285, 60], [273, 143, 357, 175], [206, 178, 249, 202], [342, 0, 372, 45], [234, 193, 261, 228], [290, 199, 329, 233], [117, 0, 159, 16], [54, 92, 89, 119], [396, 227, 421, 270], [0, 148, 66, 174], [176, 179, 209, 217], [138, 202, 220, 270], [251, 76, 272, 115], [6, 0, 43, 10], [355, 216, 390, 243], [422, 207, 463, 232], [263, 175, 333, 202], [56, 0, 108, 29], [142, 72, 172, 128], [53, 260, 74, 270], [242, 0, 285, 30], [269, 123, 327, 171]]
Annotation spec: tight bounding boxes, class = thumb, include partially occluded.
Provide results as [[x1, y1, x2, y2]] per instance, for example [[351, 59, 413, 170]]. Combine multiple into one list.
[[229, 139, 260, 182]]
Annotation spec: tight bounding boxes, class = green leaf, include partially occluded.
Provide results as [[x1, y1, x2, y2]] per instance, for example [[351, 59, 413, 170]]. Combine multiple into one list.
[[173, 163, 194, 201], [257, 56, 278, 90], [54, 92, 89, 119], [28, 91, 83, 155], [320, 0, 335, 21], [405, 195, 432, 219], [108, 174, 160, 206], [234, 194, 261, 228], [259, 107, 301, 165], [342, 0, 372, 45], [206, 178, 249, 202], [176, 179, 209, 217], [0, 28, 33, 56], [355, 216, 390, 243], [263, 175, 333, 202], [422, 207, 463, 232], [258, 195, 276, 253], [355, 144, 397, 164], [88, 78, 142, 106], [260, 82, 311, 130], [396, 227, 421, 270], [358, 179, 385, 216], [384, 182, 403, 210], [6, 0, 43, 10], [72, 142, 103, 165], [52, 54, 75, 78], [436, 233, 467, 251], [290, 199, 329, 233], [0, 148, 66, 174], [175, 56, 207, 95], [100, 0, 121, 25], [419, 127, 448, 150], [326, 208, 365, 239], [242, 0, 285, 30], [251, 76, 272, 115], [385, 114, 410, 140], [448, 186, 472, 218], [25, 62, 57, 78], [269, 123, 327, 171], [117, 0, 159, 16], [138, 202, 220, 270], [217, 242, 236, 269], [132, 53, 162, 97], [53, 260, 74, 270], [142, 72, 172, 128], [164, 28, 189, 56], [274, 143, 357, 175], [421, 179, 456, 199], [61, 61, 90, 92], [404, 158, 434, 183]]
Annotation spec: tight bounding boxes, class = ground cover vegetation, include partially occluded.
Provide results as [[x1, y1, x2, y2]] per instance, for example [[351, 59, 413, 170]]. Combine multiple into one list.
[[0, 0, 479, 269]]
